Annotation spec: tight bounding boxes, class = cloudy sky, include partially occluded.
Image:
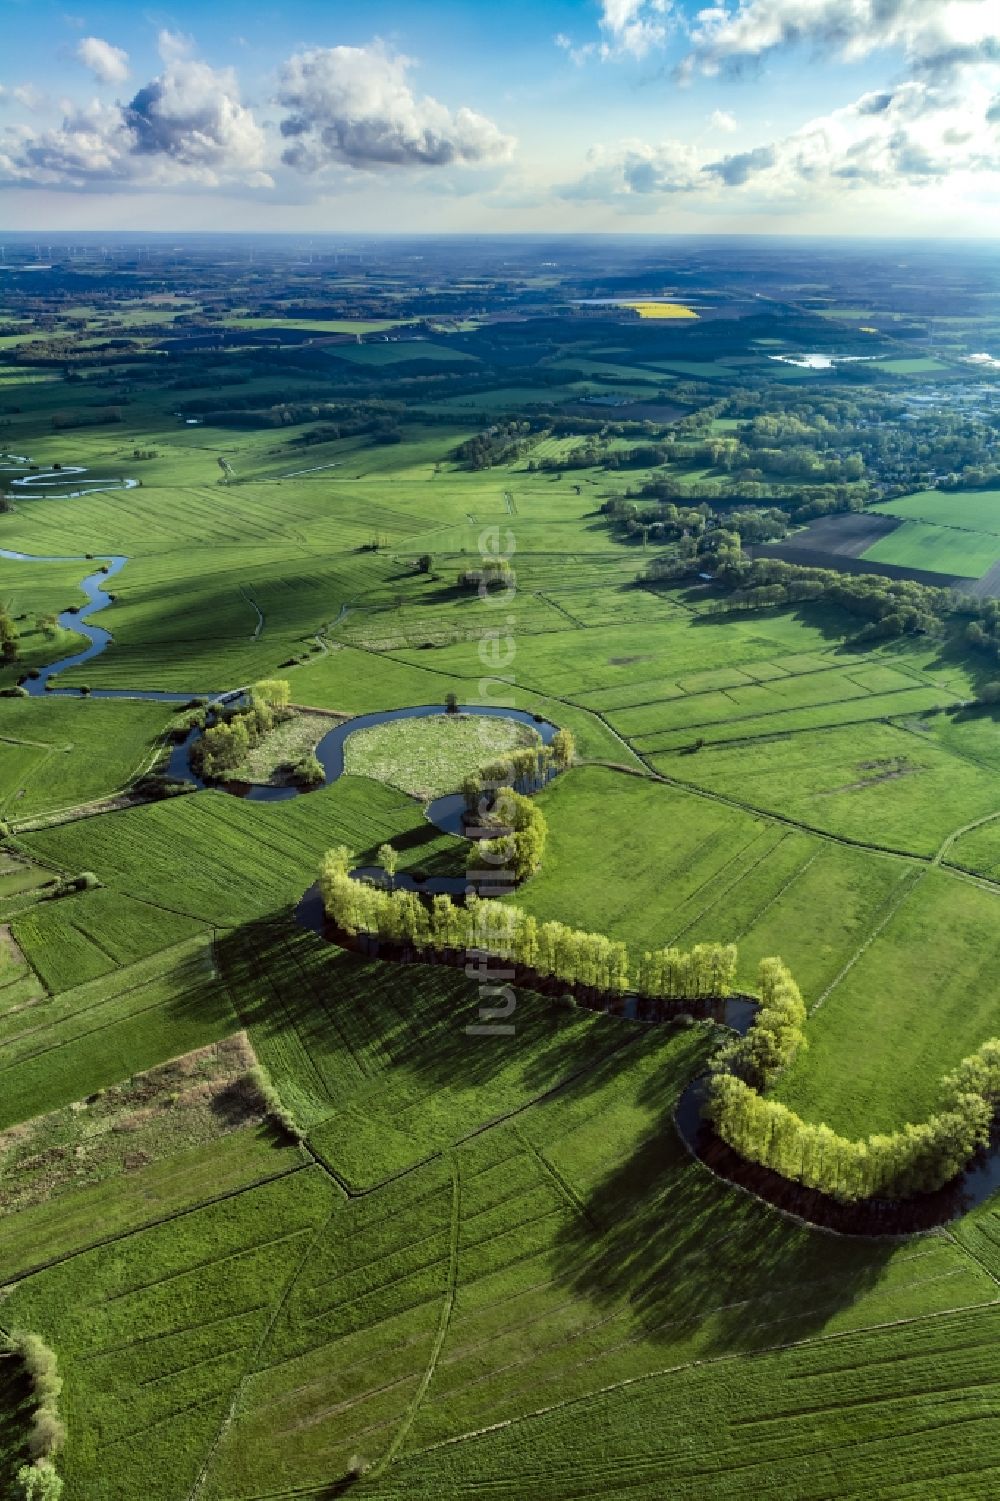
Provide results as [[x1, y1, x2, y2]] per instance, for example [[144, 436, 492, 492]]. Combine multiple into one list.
[[1, 0, 999, 233]]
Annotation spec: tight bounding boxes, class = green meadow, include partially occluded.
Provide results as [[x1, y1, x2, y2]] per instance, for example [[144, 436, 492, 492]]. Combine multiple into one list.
[[0, 271, 999, 1499]]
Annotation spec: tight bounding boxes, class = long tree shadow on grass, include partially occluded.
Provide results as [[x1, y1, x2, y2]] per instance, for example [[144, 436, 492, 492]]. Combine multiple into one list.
[[215, 911, 661, 1120], [0, 1353, 35, 1494], [546, 1052, 897, 1360]]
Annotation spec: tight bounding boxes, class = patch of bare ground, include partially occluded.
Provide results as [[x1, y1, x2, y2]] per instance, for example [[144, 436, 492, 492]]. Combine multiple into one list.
[[0, 1033, 268, 1215], [818, 756, 918, 795]]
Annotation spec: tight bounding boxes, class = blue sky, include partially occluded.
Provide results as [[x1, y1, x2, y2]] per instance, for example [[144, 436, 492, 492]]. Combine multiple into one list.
[[1, 0, 998, 233]]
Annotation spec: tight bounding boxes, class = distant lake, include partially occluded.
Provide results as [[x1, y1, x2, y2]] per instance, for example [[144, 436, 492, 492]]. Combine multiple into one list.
[[768, 353, 883, 369]]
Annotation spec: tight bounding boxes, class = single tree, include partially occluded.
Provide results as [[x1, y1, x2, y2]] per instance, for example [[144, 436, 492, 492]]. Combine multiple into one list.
[[378, 842, 399, 890]]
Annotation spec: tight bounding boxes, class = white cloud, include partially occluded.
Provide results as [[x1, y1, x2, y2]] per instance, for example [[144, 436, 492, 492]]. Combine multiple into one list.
[[0, 100, 133, 186], [0, 32, 270, 189], [599, 0, 673, 59], [123, 30, 269, 183], [709, 109, 738, 130], [277, 41, 515, 171], [560, 138, 703, 198], [555, 32, 597, 66], [12, 85, 46, 111], [560, 69, 1000, 202], [686, 0, 1000, 79], [76, 36, 130, 86]]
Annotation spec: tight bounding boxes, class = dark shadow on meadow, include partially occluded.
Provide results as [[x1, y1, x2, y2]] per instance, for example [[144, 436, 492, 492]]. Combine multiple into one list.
[[0, 1353, 34, 1493], [215, 911, 661, 1124], [218, 914, 896, 1360], [541, 1044, 897, 1360]]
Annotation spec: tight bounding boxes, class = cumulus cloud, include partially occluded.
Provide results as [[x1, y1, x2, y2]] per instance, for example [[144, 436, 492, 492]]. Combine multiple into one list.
[[0, 101, 132, 185], [599, 0, 673, 59], [0, 31, 269, 189], [685, 0, 1000, 80], [277, 41, 514, 171], [76, 36, 130, 86], [123, 31, 269, 182], [560, 70, 1000, 203], [560, 138, 703, 198], [708, 109, 738, 130]]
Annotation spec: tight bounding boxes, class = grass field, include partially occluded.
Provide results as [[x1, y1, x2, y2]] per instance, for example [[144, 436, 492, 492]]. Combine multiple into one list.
[[343, 713, 541, 798], [517, 765, 912, 999], [874, 488, 1000, 533], [1, 270, 1000, 1499], [862, 518, 1000, 577], [774, 867, 1000, 1133], [21, 776, 466, 929]]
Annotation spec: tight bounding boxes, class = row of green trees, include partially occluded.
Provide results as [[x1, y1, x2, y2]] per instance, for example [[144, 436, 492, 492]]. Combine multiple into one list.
[[461, 727, 575, 810], [707, 962, 1000, 1202], [195, 678, 291, 780], [473, 788, 549, 882], [634, 943, 737, 1001], [320, 848, 737, 1002], [712, 957, 808, 1087], [646, 554, 950, 642]]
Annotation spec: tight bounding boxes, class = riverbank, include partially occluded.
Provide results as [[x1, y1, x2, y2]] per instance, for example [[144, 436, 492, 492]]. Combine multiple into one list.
[[218, 706, 346, 788]]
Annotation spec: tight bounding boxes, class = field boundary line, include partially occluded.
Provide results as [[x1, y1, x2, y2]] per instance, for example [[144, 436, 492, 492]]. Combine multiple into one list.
[[239, 586, 265, 640], [515, 1126, 597, 1230], [809, 865, 924, 1015], [628, 681, 956, 741], [944, 1227, 1000, 1290], [0, 937, 217, 1074], [667, 827, 789, 947], [537, 592, 585, 627], [398, 1295, 1000, 1468], [932, 808, 1000, 867], [376, 1154, 462, 1473], [305, 1031, 643, 1201], [732, 848, 819, 942], [0, 1158, 312, 1285], [582, 759, 1000, 898], [187, 1199, 342, 1501]]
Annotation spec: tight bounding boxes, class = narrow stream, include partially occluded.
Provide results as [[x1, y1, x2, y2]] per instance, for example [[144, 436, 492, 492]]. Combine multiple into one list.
[[674, 1076, 1000, 1233], [10, 509, 1000, 1231], [1, 540, 558, 826]]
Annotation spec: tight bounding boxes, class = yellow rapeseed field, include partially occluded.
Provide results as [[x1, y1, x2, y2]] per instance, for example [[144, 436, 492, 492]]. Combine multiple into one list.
[[625, 301, 699, 319]]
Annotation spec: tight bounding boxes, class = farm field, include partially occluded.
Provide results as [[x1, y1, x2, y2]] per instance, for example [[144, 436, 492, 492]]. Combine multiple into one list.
[[873, 488, 1000, 533], [343, 713, 541, 798], [0, 238, 999, 1500], [774, 868, 1000, 1134], [862, 518, 1000, 578], [518, 765, 912, 1000]]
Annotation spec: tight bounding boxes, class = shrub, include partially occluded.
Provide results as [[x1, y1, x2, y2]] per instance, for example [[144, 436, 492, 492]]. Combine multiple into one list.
[[7, 1332, 65, 1468], [291, 753, 324, 788], [14, 1459, 63, 1501], [246, 1065, 304, 1143]]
